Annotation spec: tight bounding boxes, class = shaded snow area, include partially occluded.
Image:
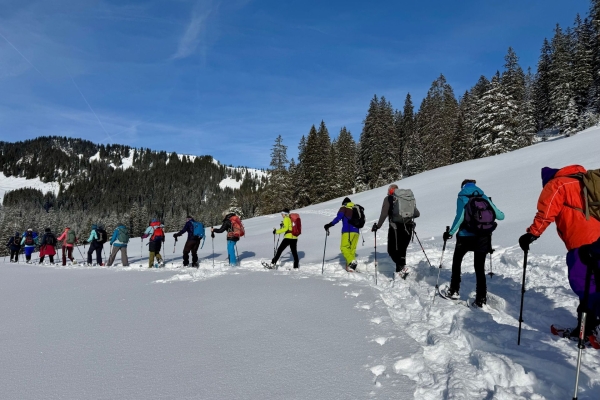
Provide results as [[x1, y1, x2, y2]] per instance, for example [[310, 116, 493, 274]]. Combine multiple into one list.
[[0, 173, 60, 202], [2, 127, 600, 399]]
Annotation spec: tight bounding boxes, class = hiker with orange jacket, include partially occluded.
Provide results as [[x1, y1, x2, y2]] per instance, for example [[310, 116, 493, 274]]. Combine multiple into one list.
[[211, 212, 242, 266], [519, 165, 600, 340]]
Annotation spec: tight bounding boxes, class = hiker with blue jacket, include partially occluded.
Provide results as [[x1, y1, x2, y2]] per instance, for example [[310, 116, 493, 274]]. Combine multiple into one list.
[[324, 197, 361, 272], [174, 216, 201, 268], [442, 179, 505, 307], [107, 224, 129, 267]]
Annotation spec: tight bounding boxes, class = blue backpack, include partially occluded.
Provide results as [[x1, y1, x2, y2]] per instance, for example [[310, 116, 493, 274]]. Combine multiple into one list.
[[192, 221, 205, 239]]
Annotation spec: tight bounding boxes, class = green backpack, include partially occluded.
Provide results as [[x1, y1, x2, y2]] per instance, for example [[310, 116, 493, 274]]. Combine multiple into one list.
[[117, 227, 130, 244], [66, 230, 76, 245]]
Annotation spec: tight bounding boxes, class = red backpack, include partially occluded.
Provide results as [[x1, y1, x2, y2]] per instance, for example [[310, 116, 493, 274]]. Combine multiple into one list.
[[289, 213, 302, 236], [227, 215, 245, 238], [150, 221, 164, 240]]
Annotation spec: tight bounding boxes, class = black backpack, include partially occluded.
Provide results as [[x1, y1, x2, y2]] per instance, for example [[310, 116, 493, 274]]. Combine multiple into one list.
[[96, 229, 108, 244], [348, 204, 366, 228], [44, 233, 57, 246]]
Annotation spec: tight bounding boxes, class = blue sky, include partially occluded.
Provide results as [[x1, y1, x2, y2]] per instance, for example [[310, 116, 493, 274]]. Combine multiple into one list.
[[0, 0, 592, 168]]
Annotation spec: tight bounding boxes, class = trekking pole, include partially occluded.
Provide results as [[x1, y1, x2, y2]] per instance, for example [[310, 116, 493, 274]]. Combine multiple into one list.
[[488, 249, 495, 278], [75, 242, 85, 263], [273, 231, 276, 258], [275, 234, 281, 270], [413, 230, 434, 268], [517, 250, 528, 345], [212, 236, 215, 268], [432, 226, 450, 304], [374, 232, 378, 285], [321, 230, 329, 274], [572, 261, 594, 400]]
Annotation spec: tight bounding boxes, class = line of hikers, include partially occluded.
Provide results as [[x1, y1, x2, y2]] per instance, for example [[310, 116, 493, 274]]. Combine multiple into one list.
[[5, 164, 600, 345]]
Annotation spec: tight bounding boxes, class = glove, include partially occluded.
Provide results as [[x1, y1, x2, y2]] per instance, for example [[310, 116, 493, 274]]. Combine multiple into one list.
[[141, 234, 149, 239], [280, 222, 284, 229], [211, 232, 215, 239], [82, 240, 88, 245], [173, 233, 179, 238], [273, 228, 276, 235], [443, 231, 452, 241], [518, 233, 538, 252], [371, 223, 378, 232], [579, 244, 599, 266], [324, 224, 332, 231]]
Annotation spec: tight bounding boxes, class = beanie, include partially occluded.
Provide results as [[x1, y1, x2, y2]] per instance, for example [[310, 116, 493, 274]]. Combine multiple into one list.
[[461, 179, 476, 188], [281, 208, 290, 214], [342, 197, 351, 205]]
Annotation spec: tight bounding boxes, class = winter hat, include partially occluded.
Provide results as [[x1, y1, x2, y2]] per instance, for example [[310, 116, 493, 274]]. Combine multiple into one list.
[[186, 215, 193, 220], [92, 224, 98, 230], [388, 184, 399, 196], [461, 179, 476, 188], [44, 228, 51, 233], [342, 197, 351, 205], [27, 228, 33, 232], [281, 208, 290, 214], [541, 167, 559, 187], [14, 231, 20, 236]]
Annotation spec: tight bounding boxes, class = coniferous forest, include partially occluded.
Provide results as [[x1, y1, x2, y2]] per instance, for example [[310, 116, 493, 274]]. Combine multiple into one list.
[[0, 137, 266, 252], [260, 0, 600, 214]]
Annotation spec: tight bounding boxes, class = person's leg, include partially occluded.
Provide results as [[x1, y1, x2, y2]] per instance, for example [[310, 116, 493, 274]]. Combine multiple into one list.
[[568, 249, 600, 331], [10, 249, 16, 261], [121, 247, 129, 266], [228, 240, 237, 265], [149, 251, 155, 268], [191, 239, 200, 265], [473, 251, 488, 303], [39, 256, 45, 264], [107, 246, 119, 266], [290, 239, 299, 269], [49, 255, 54, 264], [273, 239, 291, 264], [182, 240, 192, 266], [387, 227, 401, 266], [340, 233, 354, 266], [25, 247, 33, 262], [155, 241, 163, 262], [450, 236, 470, 292], [96, 244, 103, 264], [396, 226, 412, 272], [87, 244, 93, 264], [68, 247, 74, 262], [62, 246, 67, 266]]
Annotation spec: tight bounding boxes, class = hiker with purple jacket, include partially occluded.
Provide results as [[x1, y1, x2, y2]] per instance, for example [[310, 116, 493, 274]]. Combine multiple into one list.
[[441, 179, 505, 307]]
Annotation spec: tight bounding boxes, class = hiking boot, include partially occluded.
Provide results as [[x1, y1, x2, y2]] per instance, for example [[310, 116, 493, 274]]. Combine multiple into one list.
[[472, 297, 487, 308], [192, 262, 199, 268], [441, 287, 460, 300], [349, 260, 358, 270]]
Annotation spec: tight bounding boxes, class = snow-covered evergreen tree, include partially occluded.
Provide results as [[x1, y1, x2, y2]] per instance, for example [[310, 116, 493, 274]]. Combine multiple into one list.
[[334, 127, 357, 196], [261, 135, 291, 215]]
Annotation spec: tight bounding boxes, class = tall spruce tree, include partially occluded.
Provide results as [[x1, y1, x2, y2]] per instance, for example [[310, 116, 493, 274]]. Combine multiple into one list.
[[416, 74, 459, 170], [334, 127, 357, 196], [401, 94, 426, 176], [261, 135, 291, 214], [549, 24, 577, 132]]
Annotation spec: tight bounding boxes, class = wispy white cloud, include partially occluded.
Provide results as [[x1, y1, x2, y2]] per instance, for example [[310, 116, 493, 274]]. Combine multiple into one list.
[[172, 1, 218, 60]]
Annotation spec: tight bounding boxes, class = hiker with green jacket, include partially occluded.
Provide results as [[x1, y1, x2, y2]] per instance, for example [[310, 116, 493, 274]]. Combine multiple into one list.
[[264, 208, 299, 269]]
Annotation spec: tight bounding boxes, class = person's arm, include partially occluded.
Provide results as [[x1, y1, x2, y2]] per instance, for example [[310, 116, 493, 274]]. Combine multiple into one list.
[[213, 221, 229, 234], [142, 226, 153, 239], [449, 196, 467, 236], [375, 198, 390, 229], [276, 217, 291, 235], [20, 237, 25, 245], [527, 179, 571, 237], [328, 208, 345, 227], [110, 230, 118, 245], [176, 221, 190, 237], [57, 231, 66, 242]]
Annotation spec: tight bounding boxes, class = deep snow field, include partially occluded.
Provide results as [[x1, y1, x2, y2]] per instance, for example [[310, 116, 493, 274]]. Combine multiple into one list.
[[2, 127, 600, 399]]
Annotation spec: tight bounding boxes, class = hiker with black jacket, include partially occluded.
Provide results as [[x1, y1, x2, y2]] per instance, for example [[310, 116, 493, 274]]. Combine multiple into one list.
[[39, 228, 57, 264], [442, 179, 504, 307], [6, 232, 21, 262], [371, 184, 420, 277]]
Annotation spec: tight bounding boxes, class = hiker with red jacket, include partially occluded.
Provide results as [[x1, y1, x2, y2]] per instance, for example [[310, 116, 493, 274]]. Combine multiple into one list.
[[39, 228, 57, 264], [142, 219, 165, 268], [442, 179, 504, 307], [173, 216, 203, 268], [264, 208, 300, 270], [56, 227, 77, 266], [519, 165, 600, 340], [211, 212, 243, 266]]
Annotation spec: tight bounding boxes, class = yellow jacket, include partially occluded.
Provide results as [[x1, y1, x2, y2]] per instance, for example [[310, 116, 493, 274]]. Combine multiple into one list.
[[276, 215, 298, 239]]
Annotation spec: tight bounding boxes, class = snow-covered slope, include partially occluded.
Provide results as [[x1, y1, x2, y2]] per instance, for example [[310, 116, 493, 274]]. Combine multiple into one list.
[[1, 127, 600, 399], [0, 173, 61, 202]]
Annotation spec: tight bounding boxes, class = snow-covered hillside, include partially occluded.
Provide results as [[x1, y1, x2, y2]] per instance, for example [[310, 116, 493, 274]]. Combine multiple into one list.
[[0, 173, 61, 202], [1, 127, 600, 399]]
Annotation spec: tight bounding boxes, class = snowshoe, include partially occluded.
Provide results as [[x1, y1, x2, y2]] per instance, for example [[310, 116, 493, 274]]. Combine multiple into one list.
[[439, 286, 460, 300], [348, 260, 358, 271], [262, 261, 275, 270], [398, 267, 409, 280], [192, 262, 199, 269]]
